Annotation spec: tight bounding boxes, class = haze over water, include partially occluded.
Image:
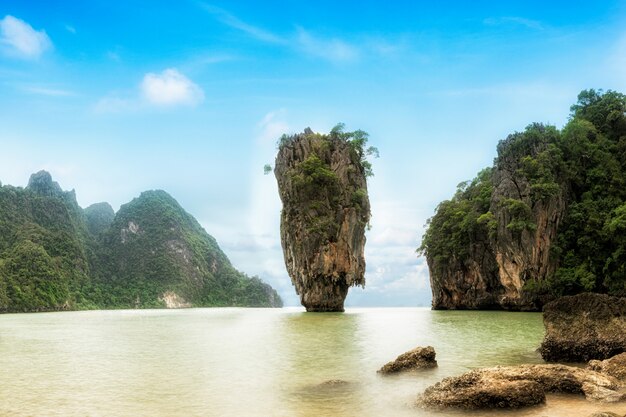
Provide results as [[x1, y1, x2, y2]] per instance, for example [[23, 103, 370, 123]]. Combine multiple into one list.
[[1, 308, 625, 417]]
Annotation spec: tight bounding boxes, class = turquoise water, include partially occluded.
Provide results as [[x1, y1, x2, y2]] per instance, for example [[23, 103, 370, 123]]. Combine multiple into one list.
[[0, 307, 624, 416]]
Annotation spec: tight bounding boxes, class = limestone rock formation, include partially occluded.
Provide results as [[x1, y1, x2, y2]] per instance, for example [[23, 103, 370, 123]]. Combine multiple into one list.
[[0, 171, 282, 312], [378, 346, 437, 374], [417, 364, 625, 410], [426, 125, 565, 311], [422, 90, 626, 310], [274, 127, 372, 312], [540, 293, 626, 362], [589, 353, 626, 381]]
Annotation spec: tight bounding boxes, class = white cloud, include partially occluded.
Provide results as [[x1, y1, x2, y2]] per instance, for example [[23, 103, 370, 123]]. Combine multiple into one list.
[[93, 95, 137, 114], [0, 15, 52, 59], [65, 24, 76, 34], [483, 16, 543, 30], [295, 28, 359, 63], [22, 85, 76, 97], [198, 3, 286, 44], [140, 68, 204, 106], [198, 4, 359, 63], [94, 68, 205, 113]]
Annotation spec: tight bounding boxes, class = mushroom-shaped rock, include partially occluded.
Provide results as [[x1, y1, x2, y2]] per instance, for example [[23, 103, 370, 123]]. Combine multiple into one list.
[[378, 346, 437, 374], [274, 126, 373, 312]]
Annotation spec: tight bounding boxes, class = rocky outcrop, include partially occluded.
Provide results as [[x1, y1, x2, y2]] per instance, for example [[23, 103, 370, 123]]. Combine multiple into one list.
[[540, 293, 626, 362], [589, 353, 626, 381], [417, 364, 626, 410], [274, 127, 371, 312], [428, 125, 565, 311], [378, 346, 437, 374]]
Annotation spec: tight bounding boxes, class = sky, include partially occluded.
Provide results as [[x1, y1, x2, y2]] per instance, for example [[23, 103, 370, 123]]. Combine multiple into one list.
[[1, 1, 626, 307]]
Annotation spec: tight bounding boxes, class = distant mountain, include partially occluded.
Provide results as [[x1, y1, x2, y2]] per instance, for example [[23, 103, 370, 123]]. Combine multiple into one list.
[[0, 171, 282, 312]]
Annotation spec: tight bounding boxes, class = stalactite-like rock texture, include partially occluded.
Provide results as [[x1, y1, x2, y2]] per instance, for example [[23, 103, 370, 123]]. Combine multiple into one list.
[[274, 126, 373, 312]]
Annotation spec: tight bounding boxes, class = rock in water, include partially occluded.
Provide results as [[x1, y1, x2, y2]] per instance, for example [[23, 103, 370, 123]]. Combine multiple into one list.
[[417, 364, 624, 410], [540, 293, 626, 362], [274, 126, 372, 312], [378, 346, 438, 374]]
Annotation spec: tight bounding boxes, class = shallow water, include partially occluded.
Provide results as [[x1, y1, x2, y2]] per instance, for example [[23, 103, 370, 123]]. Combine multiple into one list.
[[0, 307, 624, 417]]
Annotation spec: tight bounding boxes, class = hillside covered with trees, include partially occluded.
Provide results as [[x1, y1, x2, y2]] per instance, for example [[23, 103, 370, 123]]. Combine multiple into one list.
[[420, 89, 626, 310], [0, 171, 282, 312]]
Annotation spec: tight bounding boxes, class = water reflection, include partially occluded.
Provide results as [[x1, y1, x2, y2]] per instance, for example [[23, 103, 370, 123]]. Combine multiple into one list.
[[279, 312, 365, 417]]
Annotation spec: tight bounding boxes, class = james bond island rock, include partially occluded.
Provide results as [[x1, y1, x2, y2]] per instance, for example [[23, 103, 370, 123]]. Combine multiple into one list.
[[274, 125, 376, 312], [0, 171, 282, 312], [417, 364, 625, 410], [420, 89, 626, 310], [378, 346, 437, 374], [540, 293, 626, 362]]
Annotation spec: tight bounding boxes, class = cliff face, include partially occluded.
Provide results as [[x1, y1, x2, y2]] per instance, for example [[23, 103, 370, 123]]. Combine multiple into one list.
[[274, 127, 371, 311], [424, 125, 567, 310], [423, 89, 626, 310], [0, 172, 282, 312]]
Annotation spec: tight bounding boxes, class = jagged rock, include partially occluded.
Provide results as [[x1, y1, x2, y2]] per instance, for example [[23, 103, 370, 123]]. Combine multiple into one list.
[[27, 170, 64, 197], [417, 364, 625, 410], [274, 128, 371, 312], [540, 293, 626, 362], [589, 353, 626, 381], [378, 346, 437, 374], [589, 413, 624, 417], [427, 126, 564, 311]]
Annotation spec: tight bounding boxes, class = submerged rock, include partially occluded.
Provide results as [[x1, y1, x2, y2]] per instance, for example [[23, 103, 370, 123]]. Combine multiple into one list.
[[589, 353, 626, 381], [274, 127, 372, 312], [378, 346, 437, 374], [540, 293, 626, 362], [417, 364, 625, 410]]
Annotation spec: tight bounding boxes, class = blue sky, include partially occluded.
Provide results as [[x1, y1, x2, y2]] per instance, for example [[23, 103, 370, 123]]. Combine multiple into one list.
[[1, 1, 626, 306]]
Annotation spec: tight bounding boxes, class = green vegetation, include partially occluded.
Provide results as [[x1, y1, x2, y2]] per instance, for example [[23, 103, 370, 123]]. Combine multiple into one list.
[[418, 168, 493, 272], [276, 125, 376, 244], [420, 89, 626, 298], [0, 172, 282, 312]]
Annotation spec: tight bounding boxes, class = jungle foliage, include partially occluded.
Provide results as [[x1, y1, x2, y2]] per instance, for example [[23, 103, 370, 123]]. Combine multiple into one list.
[[0, 173, 282, 312], [420, 89, 626, 297]]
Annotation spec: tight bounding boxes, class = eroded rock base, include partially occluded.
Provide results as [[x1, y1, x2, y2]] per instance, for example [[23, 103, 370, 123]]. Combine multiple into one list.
[[300, 278, 349, 312]]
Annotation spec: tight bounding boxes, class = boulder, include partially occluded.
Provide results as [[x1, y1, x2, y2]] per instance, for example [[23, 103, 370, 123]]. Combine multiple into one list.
[[417, 364, 625, 410], [540, 293, 626, 362], [589, 353, 626, 381], [378, 346, 437, 374]]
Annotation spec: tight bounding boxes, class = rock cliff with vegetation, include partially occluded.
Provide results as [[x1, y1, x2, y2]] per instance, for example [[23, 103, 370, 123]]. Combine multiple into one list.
[[420, 89, 626, 310], [0, 171, 282, 312], [274, 124, 376, 311]]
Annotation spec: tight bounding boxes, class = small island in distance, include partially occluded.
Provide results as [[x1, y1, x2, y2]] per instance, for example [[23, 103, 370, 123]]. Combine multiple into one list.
[[0, 171, 282, 313]]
